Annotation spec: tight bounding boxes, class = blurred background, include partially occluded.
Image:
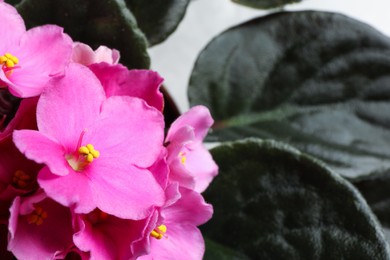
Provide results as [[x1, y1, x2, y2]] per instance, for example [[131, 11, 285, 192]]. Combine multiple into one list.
[[149, 0, 390, 113]]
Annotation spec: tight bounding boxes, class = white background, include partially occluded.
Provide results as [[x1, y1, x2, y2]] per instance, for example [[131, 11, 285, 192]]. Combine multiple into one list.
[[148, 0, 390, 113]]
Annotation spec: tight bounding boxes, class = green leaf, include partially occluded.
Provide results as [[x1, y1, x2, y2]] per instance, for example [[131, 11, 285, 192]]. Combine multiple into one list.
[[232, 0, 302, 9], [202, 138, 390, 259], [188, 11, 390, 178], [5, 0, 22, 5], [16, 0, 149, 69], [204, 238, 251, 260], [352, 172, 390, 243], [125, 0, 190, 46]]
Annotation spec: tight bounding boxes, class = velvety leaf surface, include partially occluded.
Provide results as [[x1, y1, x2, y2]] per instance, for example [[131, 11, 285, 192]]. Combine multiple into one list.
[[125, 0, 190, 46], [353, 172, 390, 243], [202, 139, 390, 259], [16, 0, 149, 69], [204, 238, 250, 260], [188, 11, 390, 178], [232, 0, 301, 9]]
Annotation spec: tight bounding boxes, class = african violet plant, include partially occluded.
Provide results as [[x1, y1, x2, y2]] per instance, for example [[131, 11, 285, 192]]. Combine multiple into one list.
[[1, 0, 390, 259]]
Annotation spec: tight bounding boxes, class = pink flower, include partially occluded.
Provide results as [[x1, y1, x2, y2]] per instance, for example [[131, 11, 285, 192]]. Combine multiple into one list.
[[13, 63, 165, 219], [0, 2, 73, 97], [8, 191, 74, 260], [0, 137, 41, 224], [139, 187, 213, 260], [72, 42, 120, 66], [73, 209, 158, 260], [89, 63, 164, 111], [166, 106, 218, 192]]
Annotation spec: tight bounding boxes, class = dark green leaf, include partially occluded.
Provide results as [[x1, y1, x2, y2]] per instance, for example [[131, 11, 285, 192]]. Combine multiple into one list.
[[203, 139, 390, 259], [204, 238, 251, 260], [5, 0, 22, 5], [188, 11, 390, 178], [16, 0, 149, 69], [125, 0, 190, 46], [353, 172, 390, 243], [232, 0, 301, 9]]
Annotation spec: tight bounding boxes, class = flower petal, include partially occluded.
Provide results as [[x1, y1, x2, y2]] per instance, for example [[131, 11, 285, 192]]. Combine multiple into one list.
[[36, 63, 105, 150], [166, 105, 213, 142], [90, 63, 164, 111], [13, 130, 69, 176], [0, 2, 25, 54], [7, 25, 73, 97], [38, 166, 95, 213], [87, 95, 164, 168]]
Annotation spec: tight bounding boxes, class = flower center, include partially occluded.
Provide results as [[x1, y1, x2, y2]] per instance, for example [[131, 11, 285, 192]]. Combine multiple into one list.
[[27, 206, 47, 226], [67, 143, 100, 171], [0, 53, 19, 68], [12, 170, 32, 190], [0, 53, 19, 76], [178, 151, 186, 165], [150, 224, 167, 240]]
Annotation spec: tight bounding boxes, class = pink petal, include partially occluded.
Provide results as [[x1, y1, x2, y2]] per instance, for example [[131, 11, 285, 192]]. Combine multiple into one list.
[[140, 224, 205, 260], [89, 163, 165, 219], [0, 2, 25, 54], [8, 195, 73, 260], [72, 42, 119, 65], [166, 105, 214, 142], [13, 130, 69, 176], [7, 25, 73, 97], [89, 63, 164, 111], [163, 187, 213, 226], [36, 63, 105, 150], [38, 166, 95, 214], [185, 143, 218, 193], [86, 95, 164, 168]]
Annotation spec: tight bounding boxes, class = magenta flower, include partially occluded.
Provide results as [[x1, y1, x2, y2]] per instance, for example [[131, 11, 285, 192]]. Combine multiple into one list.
[[166, 106, 218, 192], [72, 42, 120, 66], [8, 191, 74, 260], [89, 63, 164, 111], [138, 187, 213, 260], [13, 63, 165, 219], [0, 2, 73, 97], [0, 137, 41, 224]]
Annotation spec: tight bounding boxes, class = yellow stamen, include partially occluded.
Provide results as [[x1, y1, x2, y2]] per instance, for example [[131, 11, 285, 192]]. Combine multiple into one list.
[[150, 224, 167, 239], [27, 206, 48, 226], [0, 53, 19, 68], [179, 151, 186, 165], [12, 170, 32, 189], [78, 143, 100, 163]]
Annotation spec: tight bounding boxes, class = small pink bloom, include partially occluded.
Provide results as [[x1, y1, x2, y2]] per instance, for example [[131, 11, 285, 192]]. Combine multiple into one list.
[[73, 209, 158, 260], [13, 63, 165, 219], [0, 2, 73, 97], [89, 63, 164, 111], [139, 187, 213, 260], [0, 138, 41, 224], [8, 191, 74, 260], [166, 106, 218, 192], [72, 42, 120, 66]]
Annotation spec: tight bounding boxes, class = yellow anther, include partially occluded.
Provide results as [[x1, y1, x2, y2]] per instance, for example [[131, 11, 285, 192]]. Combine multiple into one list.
[[12, 170, 32, 189], [0, 53, 19, 68], [179, 151, 187, 165], [27, 206, 48, 226], [78, 143, 100, 163], [150, 224, 167, 240]]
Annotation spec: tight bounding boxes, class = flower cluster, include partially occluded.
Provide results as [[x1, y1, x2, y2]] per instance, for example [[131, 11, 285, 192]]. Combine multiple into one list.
[[0, 2, 218, 259]]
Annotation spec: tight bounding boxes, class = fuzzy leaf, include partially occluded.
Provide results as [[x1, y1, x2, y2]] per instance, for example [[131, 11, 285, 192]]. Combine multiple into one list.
[[231, 0, 302, 9], [202, 139, 390, 259], [125, 0, 190, 46], [189, 11, 390, 178]]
